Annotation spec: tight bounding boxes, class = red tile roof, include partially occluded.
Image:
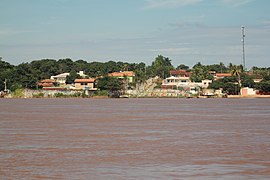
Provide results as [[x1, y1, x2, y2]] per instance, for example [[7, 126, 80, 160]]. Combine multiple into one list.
[[39, 79, 55, 83], [39, 83, 54, 87], [38, 79, 55, 87], [108, 71, 135, 77], [74, 78, 95, 83], [216, 73, 232, 77]]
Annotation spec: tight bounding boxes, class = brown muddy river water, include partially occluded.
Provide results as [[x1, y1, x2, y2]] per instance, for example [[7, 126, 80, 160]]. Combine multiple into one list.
[[0, 98, 270, 179]]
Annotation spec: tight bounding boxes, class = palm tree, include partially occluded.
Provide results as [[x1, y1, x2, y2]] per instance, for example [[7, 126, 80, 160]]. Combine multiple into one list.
[[228, 63, 233, 72], [122, 63, 129, 71], [219, 62, 224, 73], [230, 65, 242, 87]]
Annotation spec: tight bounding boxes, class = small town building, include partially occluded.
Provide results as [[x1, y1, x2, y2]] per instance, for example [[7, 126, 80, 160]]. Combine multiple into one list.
[[209, 71, 232, 80], [162, 70, 212, 90], [74, 78, 96, 90], [241, 87, 258, 96], [38, 79, 56, 88], [50, 73, 70, 85], [215, 73, 232, 80], [198, 79, 212, 88], [108, 71, 135, 83], [162, 70, 191, 89]]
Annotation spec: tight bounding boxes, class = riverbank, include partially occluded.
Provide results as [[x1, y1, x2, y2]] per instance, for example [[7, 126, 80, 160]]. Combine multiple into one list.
[[2, 88, 270, 99], [227, 95, 270, 98]]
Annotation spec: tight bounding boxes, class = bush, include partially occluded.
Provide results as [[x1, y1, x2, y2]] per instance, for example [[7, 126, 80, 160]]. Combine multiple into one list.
[[33, 92, 44, 98], [54, 92, 87, 98], [12, 88, 24, 98], [81, 92, 88, 98], [71, 92, 82, 97], [54, 92, 67, 98], [255, 81, 270, 93], [93, 90, 108, 96]]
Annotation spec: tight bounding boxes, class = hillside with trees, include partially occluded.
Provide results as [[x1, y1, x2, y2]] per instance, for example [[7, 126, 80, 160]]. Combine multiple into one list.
[[1, 56, 270, 94]]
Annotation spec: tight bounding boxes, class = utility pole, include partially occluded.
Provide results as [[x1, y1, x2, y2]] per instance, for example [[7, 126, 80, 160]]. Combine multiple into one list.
[[4, 79, 7, 92], [241, 26, 246, 71]]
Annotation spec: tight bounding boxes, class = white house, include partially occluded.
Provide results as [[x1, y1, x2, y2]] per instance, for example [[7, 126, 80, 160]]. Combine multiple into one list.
[[162, 76, 212, 90], [162, 70, 191, 89], [241, 87, 258, 96], [50, 73, 70, 85]]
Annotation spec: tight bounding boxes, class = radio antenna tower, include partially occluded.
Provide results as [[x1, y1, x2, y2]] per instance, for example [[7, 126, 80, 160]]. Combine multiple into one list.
[[241, 26, 246, 70]]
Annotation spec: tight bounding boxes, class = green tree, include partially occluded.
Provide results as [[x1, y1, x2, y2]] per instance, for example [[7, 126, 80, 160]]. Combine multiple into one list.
[[255, 81, 270, 93], [12, 63, 38, 89], [208, 80, 225, 90], [88, 62, 105, 77], [0, 59, 14, 90], [97, 76, 123, 92], [263, 75, 270, 81], [190, 62, 213, 82], [30, 59, 59, 79], [206, 63, 227, 73], [57, 58, 74, 73], [134, 63, 147, 84], [241, 74, 255, 88], [150, 55, 174, 78], [104, 61, 120, 73], [177, 64, 189, 70], [74, 60, 89, 72], [228, 63, 233, 71], [66, 70, 80, 84], [230, 65, 242, 87], [122, 62, 130, 71], [224, 82, 239, 95], [220, 62, 225, 73]]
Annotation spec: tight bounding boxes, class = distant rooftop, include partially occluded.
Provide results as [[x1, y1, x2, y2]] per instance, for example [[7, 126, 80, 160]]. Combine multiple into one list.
[[108, 71, 135, 77]]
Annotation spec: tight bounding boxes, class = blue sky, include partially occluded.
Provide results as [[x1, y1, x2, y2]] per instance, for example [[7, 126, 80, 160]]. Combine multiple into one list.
[[1, 0, 270, 68]]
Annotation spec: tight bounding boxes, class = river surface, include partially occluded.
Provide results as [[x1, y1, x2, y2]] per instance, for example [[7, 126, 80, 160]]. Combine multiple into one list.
[[0, 98, 270, 179]]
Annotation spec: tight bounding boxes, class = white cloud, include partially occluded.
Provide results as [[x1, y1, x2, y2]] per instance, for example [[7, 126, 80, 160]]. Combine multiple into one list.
[[0, 29, 34, 36], [222, 0, 254, 7], [144, 0, 203, 9]]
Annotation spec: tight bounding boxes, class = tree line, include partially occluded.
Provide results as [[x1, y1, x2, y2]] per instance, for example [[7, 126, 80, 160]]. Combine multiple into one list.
[[0, 56, 270, 93]]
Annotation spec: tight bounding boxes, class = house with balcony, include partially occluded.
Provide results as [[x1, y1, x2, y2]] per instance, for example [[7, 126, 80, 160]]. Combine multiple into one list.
[[162, 70, 212, 94], [162, 70, 191, 89]]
